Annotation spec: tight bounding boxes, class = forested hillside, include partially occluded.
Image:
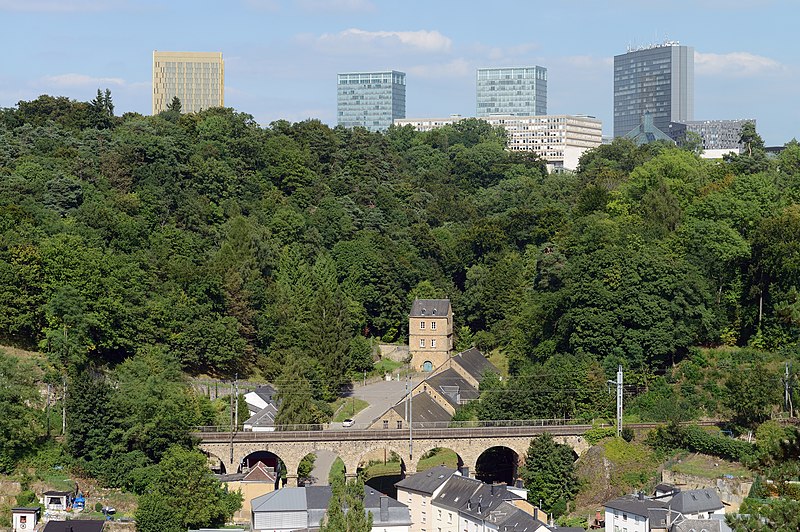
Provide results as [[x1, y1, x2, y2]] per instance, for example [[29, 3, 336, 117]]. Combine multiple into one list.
[[3, 94, 800, 425]]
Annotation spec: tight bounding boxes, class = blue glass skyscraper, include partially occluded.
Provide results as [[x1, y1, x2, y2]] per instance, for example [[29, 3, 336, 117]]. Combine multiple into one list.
[[476, 66, 547, 117], [614, 42, 694, 138], [337, 71, 406, 132]]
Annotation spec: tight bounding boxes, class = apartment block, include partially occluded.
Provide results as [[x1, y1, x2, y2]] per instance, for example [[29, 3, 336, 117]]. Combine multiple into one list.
[[395, 115, 602, 172]]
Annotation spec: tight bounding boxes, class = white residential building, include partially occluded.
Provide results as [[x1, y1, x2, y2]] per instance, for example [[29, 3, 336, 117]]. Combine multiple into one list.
[[394, 115, 602, 172]]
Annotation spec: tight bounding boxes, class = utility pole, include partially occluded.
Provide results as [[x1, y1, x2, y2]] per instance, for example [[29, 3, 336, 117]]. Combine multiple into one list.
[[785, 362, 794, 418], [607, 366, 623, 437], [229, 380, 234, 464], [409, 374, 413, 462], [234, 373, 239, 431]]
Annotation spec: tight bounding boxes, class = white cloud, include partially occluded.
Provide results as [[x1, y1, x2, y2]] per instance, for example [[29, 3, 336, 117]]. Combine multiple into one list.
[[407, 59, 472, 79], [0, 0, 125, 11], [43, 73, 127, 88], [295, 0, 375, 12], [695, 51, 785, 77], [312, 28, 452, 53]]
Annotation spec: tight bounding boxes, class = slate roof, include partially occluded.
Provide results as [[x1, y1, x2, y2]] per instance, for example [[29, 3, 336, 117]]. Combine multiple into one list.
[[669, 488, 723, 515], [425, 368, 479, 407], [433, 475, 516, 521], [395, 465, 458, 495], [433, 474, 484, 513], [42, 520, 105, 532], [251, 485, 410, 529], [244, 403, 278, 428], [487, 501, 549, 532], [410, 299, 451, 317], [605, 494, 668, 517], [450, 347, 497, 382], [253, 384, 277, 403], [365, 488, 413, 526], [391, 393, 452, 425], [252, 487, 308, 512], [672, 515, 732, 532], [43, 490, 71, 496]]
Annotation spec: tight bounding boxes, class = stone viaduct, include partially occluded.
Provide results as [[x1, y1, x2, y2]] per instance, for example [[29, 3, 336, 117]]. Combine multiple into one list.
[[195, 424, 597, 485]]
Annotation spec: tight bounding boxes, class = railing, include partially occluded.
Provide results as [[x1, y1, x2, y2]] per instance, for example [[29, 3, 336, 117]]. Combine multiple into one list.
[[193, 419, 723, 443], [196, 417, 601, 433]]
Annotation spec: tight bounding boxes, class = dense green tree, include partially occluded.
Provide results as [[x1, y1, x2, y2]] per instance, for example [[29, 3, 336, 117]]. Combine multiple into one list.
[[134, 446, 241, 532], [724, 364, 780, 428], [322, 476, 372, 532], [519, 434, 579, 518], [0, 351, 43, 472]]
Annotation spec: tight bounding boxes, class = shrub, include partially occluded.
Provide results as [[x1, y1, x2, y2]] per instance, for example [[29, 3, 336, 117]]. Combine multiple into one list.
[[584, 427, 616, 444]]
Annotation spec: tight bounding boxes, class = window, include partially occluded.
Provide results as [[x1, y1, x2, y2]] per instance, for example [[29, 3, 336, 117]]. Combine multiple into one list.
[[438, 510, 442, 520], [622, 514, 627, 521], [397, 421, 403, 429], [420, 321, 425, 329], [448, 513, 452, 524], [420, 339, 425, 348], [383, 420, 389, 429], [431, 339, 437, 348], [431, 321, 437, 330]]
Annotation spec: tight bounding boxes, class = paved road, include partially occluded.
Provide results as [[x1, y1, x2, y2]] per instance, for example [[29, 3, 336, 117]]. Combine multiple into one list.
[[306, 449, 338, 486], [345, 376, 419, 427]]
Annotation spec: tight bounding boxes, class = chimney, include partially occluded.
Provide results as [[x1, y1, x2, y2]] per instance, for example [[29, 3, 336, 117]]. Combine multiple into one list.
[[380, 495, 389, 522], [490, 484, 497, 496], [638, 491, 645, 501], [459, 466, 469, 477]]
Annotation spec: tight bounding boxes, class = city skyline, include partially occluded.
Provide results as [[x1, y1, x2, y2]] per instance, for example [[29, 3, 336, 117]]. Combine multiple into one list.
[[1, 0, 797, 144]]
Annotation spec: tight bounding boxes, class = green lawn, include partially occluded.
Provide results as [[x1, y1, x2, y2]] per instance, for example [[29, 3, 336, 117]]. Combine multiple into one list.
[[668, 452, 752, 479], [418, 448, 459, 471], [331, 398, 369, 422], [361, 460, 402, 480], [373, 358, 405, 376]]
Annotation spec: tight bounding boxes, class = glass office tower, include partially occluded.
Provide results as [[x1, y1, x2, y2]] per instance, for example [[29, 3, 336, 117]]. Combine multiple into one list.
[[476, 66, 547, 117], [613, 42, 694, 138], [152, 51, 224, 115], [337, 71, 406, 132]]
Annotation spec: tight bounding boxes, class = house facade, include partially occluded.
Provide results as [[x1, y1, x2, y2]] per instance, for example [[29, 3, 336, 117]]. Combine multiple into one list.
[[408, 299, 453, 372], [251, 485, 411, 532], [11, 507, 40, 531], [396, 466, 459, 532]]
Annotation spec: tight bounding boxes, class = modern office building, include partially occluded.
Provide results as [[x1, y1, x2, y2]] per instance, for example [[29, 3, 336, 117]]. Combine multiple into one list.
[[667, 119, 754, 153], [395, 114, 602, 172], [337, 70, 406, 131], [152, 51, 224, 115], [476, 66, 547, 117], [613, 41, 693, 137]]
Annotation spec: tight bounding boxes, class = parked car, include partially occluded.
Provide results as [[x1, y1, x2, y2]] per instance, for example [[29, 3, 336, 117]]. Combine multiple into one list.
[[342, 419, 355, 428]]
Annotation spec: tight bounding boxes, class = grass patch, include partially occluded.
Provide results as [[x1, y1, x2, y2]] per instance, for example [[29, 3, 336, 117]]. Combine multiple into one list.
[[667, 452, 751, 479], [373, 358, 404, 376], [331, 398, 369, 422], [486, 349, 509, 378], [418, 448, 459, 472], [329, 457, 345, 484], [603, 438, 661, 490], [361, 460, 401, 481]]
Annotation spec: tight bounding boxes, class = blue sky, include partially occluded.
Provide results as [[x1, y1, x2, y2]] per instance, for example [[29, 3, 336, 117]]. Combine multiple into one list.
[[1, 0, 797, 144]]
